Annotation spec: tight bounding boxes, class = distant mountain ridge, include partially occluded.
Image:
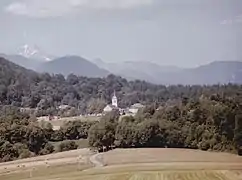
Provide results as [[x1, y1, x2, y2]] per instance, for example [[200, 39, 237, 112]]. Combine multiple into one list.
[[37, 55, 109, 77], [1, 52, 242, 84], [92, 59, 242, 85], [0, 53, 43, 70]]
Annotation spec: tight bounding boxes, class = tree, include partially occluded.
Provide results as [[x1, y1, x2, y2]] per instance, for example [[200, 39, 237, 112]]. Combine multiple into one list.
[[234, 114, 242, 147], [88, 119, 116, 150], [26, 125, 47, 154], [56, 140, 78, 152], [87, 98, 106, 114]]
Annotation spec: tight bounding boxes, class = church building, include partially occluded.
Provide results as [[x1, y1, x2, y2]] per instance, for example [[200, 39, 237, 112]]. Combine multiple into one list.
[[103, 91, 119, 113]]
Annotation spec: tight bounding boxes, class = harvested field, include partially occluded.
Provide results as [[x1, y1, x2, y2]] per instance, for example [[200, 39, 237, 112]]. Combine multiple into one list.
[[0, 148, 93, 173], [1, 148, 242, 180], [79, 170, 242, 180], [102, 148, 242, 165]]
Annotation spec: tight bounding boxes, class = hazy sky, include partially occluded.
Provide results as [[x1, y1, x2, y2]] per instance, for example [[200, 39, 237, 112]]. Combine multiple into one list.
[[0, 0, 241, 67]]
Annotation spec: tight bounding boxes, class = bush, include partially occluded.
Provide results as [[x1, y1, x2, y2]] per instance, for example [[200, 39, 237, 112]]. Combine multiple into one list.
[[51, 130, 64, 142], [13, 143, 33, 159], [19, 149, 33, 159], [199, 141, 210, 151], [2, 155, 12, 162], [238, 147, 242, 156], [0, 141, 19, 162], [39, 143, 54, 155], [55, 140, 78, 152]]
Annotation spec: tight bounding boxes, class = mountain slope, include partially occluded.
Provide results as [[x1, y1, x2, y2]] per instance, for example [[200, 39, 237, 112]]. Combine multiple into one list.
[[93, 59, 242, 85], [169, 61, 242, 85], [2, 53, 242, 84], [0, 57, 38, 104], [0, 54, 45, 71], [37, 56, 110, 77], [92, 60, 182, 84]]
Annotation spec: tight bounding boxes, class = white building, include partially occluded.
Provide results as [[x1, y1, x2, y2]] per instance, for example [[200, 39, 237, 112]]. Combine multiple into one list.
[[112, 91, 118, 108], [103, 105, 118, 112], [129, 103, 145, 114], [103, 91, 119, 113], [58, 105, 70, 110]]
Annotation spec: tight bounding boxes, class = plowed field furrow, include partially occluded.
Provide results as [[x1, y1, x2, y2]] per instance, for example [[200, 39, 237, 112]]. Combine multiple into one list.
[[78, 171, 237, 180]]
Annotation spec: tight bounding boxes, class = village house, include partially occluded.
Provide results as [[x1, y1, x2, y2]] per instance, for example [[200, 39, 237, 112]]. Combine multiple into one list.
[[103, 91, 144, 116], [128, 103, 145, 114], [58, 104, 71, 110]]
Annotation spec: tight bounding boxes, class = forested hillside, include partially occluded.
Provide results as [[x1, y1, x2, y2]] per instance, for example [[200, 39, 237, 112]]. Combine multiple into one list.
[[1, 57, 242, 162], [1, 57, 242, 116]]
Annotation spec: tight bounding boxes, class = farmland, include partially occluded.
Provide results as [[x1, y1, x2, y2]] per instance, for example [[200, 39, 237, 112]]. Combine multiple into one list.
[[38, 115, 100, 130], [1, 148, 242, 180]]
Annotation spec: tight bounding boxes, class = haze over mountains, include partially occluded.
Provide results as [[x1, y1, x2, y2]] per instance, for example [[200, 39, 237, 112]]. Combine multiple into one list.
[[1, 45, 242, 85]]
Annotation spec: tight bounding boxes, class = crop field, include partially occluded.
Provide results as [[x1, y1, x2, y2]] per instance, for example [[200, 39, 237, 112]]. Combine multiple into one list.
[[78, 170, 242, 180], [101, 148, 242, 165], [1, 148, 242, 180]]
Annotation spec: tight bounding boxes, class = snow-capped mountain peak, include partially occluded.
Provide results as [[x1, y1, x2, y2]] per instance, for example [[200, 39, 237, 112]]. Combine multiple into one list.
[[20, 44, 39, 57], [18, 44, 53, 61]]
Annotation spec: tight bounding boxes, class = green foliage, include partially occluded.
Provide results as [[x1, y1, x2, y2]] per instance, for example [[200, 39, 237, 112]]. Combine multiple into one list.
[[2, 56, 242, 117], [87, 98, 106, 114], [19, 149, 33, 159], [88, 97, 242, 153], [0, 109, 53, 162], [88, 117, 117, 149], [57, 121, 97, 141], [55, 140, 78, 152], [234, 114, 242, 147], [39, 142, 55, 155], [0, 141, 18, 162]]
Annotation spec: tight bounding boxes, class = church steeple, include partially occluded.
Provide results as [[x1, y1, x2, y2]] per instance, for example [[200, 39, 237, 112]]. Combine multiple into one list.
[[112, 90, 118, 107]]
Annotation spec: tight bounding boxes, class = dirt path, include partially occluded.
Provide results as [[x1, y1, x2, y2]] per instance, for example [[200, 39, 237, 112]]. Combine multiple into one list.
[[89, 153, 104, 167]]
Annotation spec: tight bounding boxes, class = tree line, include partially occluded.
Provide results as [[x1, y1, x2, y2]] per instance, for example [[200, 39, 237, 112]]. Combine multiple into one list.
[[0, 106, 96, 162], [1, 57, 242, 116], [1, 92, 242, 162], [88, 95, 242, 154]]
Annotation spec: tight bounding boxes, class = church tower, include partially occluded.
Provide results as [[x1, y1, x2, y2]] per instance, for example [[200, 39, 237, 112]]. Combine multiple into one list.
[[112, 91, 118, 107]]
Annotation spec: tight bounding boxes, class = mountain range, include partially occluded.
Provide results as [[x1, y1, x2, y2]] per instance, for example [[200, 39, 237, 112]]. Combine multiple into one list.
[[92, 59, 242, 85], [37, 56, 109, 78], [1, 45, 242, 85]]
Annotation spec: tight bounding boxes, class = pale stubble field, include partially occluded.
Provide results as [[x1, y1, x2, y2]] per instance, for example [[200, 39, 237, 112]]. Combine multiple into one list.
[[1, 148, 242, 180]]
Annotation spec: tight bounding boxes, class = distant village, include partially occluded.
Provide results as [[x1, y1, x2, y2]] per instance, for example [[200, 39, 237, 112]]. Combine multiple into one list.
[[22, 91, 145, 122], [103, 91, 145, 116]]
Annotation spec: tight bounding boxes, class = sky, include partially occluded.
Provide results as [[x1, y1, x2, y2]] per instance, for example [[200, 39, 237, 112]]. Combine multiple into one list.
[[0, 0, 241, 67]]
